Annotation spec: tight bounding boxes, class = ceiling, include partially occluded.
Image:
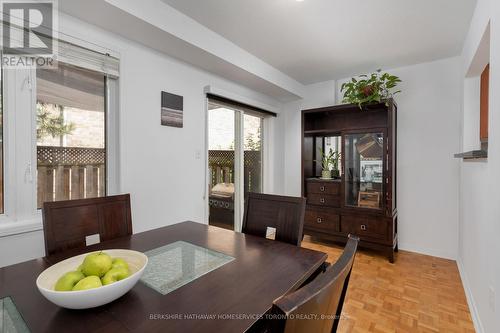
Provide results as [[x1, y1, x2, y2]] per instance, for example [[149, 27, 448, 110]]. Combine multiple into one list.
[[59, 0, 305, 101], [162, 0, 477, 84]]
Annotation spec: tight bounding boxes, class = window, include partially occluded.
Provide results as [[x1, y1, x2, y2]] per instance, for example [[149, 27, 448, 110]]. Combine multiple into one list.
[[36, 62, 106, 208], [0, 39, 119, 227], [243, 114, 263, 194]]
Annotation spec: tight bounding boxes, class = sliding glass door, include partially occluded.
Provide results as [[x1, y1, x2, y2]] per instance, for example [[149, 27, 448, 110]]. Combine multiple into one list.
[[243, 114, 263, 196], [208, 105, 237, 230], [207, 98, 264, 231]]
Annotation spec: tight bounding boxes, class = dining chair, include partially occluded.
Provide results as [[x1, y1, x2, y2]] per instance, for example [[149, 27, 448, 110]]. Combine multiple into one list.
[[269, 235, 359, 333], [42, 194, 132, 256], [242, 193, 306, 246]]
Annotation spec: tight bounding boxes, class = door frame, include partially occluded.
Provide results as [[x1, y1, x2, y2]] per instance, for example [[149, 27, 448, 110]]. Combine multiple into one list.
[[205, 99, 265, 232]]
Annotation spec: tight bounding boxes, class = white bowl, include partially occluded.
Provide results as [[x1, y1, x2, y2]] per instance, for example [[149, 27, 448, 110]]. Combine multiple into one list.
[[36, 249, 148, 309]]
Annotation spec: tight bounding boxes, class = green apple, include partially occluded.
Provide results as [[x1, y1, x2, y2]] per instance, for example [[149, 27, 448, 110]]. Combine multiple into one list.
[[101, 267, 130, 285], [54, 271, 85, 291], [72, 276, 102, 291], [76, 264, 84, 273], [81, 252, 112, 277], [111, 258, 129, 271]]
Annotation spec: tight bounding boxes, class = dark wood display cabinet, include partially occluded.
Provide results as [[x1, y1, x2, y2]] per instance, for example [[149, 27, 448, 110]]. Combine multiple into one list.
[[301, 99, 398, 262]]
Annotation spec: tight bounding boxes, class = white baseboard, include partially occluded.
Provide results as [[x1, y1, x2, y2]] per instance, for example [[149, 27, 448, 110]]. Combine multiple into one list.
[[457, 258, 484, 333], [398, 242, 457, 260]]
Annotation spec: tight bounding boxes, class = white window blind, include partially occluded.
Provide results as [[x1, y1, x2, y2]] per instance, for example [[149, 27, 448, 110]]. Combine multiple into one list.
[[206, 94, 276, 119], [2, 21, 120, 77], [55, 40, 119, 78]]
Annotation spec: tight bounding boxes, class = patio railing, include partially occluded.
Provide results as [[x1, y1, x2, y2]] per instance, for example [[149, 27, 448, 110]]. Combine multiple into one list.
[[36, 147, 261, 209], [37, 146, 106, 208], [208, 150, 262, 195]]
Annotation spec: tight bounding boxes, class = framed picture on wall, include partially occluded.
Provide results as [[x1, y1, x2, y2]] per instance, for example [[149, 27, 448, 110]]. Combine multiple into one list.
[[161, 91, 183, 128]]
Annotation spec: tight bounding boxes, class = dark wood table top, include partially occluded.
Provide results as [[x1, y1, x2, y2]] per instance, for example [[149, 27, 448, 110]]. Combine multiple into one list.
[[0, 221, 327, 333]]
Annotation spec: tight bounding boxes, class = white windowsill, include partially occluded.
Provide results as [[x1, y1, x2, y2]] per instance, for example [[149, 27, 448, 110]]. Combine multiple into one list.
[[0, 217, 43, 237]]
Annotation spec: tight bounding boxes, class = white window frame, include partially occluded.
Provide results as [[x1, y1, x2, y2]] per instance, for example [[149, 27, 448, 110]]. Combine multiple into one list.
[[0, 55, 120, 237]]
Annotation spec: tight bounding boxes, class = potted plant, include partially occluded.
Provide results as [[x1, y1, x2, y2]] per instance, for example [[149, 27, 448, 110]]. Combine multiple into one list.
[[340, 69, 401, 108], [318, 148, 335, 179]]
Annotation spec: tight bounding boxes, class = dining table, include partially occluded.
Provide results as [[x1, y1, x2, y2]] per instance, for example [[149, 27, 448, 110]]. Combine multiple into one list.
[[0, 221, 327, 333]]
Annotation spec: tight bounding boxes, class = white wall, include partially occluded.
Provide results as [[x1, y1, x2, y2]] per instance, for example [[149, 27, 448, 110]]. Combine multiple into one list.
[[0, 229, 46, 267], [115, 34, 281, 234], [281, 80, 337, 195], [0, 13, 284, 267], [458, 0, 500, 332], [463, 77, 481, 152], [282, 58, 462, 260], [350, 58, 462, 260]]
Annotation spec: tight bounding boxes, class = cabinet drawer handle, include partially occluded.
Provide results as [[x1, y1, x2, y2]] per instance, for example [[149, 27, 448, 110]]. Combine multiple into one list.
[[320, 186, 325, 192], [360, 224, 367, 231], [317, 217, 323, 224], [319, 198, 325, 203]]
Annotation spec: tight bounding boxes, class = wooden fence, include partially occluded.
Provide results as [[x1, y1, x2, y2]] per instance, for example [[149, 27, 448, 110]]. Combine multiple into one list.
[[37, 146, 105, 208], [208, 150, 262, 195], [36, 148, 259, 209]]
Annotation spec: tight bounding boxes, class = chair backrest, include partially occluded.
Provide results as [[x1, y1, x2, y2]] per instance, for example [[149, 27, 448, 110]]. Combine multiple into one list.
[[270, 235, 359, 333], [42, 194, 132, 256], [242, 193, 306, 246]]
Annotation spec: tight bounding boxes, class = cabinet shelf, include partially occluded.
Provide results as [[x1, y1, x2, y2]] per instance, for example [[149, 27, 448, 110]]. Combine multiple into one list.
[[304, 129, 336, 135]]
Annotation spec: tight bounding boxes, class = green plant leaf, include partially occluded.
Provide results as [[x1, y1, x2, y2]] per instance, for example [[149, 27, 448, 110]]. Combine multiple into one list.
[[341, 69, 401, 108]]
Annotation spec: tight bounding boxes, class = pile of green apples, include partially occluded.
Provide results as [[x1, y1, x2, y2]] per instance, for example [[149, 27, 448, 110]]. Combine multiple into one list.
[[54, 252, 130, 291]]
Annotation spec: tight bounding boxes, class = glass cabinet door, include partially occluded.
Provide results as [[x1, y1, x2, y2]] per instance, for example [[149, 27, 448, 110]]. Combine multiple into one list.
[[344, 132, 384, 209]]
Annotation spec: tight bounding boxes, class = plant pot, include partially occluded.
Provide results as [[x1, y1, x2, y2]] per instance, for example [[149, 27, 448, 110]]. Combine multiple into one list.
[[321, 170, 332, 179], [331, 169, 340, 178]]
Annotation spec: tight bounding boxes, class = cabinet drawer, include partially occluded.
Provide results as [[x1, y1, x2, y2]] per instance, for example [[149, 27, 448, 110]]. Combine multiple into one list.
[[306, 182, 340, 195], [307, 194, 340, 208], [305, 209, 339, 232], [340, 215, 388, 240]]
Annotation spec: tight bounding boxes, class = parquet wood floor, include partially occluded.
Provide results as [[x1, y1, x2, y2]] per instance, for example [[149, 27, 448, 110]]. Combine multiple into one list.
[[301, 236, 475, 333]]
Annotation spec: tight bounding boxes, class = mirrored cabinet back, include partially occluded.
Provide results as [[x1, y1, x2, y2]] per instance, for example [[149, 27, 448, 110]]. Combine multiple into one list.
[[301, 99, 398, 262]]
